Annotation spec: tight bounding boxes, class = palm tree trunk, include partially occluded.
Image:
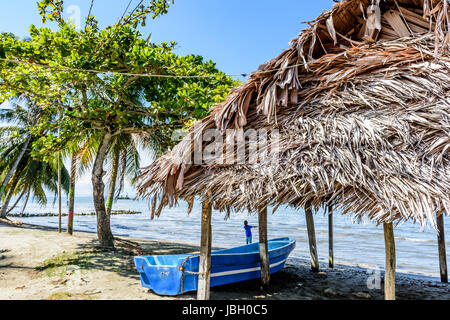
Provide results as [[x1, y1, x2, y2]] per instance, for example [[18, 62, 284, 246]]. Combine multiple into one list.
[[0, 135, 31, 203], [0, 170, 22, 218], [20, 188, 31, 217], [106, 150, 120, 217], [67, 154, 77, 235], [57, 150, 62, 233], [5, 188, 26, 215], [91, 132, 114, 249]]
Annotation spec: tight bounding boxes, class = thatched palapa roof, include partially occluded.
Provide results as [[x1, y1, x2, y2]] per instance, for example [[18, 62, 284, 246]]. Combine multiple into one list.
[[137, 0, 450, 228]]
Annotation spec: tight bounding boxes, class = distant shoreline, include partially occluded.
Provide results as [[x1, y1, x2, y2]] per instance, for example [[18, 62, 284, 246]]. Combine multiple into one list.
[[6, 210, 141, 218]]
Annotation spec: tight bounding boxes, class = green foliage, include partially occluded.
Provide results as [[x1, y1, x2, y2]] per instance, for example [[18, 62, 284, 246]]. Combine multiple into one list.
[[122, 0, 175, 27], [37, 0, 174, 27], [0, 1, 238, 225], [37, 0, 64, 25], [0, 17, 238, 160], [36, 250, 93, 277]]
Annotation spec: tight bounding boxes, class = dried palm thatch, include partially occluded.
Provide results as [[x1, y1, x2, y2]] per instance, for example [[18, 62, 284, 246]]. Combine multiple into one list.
[[137, 0, 450, 228]]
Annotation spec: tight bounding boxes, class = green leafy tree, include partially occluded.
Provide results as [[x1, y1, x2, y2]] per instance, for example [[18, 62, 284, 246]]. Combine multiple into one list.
[[37, 0, 174, 26], [0, 3, 238, 247]]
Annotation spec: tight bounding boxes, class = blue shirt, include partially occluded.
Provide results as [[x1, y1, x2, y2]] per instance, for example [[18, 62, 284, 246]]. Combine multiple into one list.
[[244, 225, 253, 237]]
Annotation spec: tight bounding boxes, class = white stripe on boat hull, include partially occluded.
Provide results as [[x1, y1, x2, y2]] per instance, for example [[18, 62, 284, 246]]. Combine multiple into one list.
[[211, 259, 287, 278]]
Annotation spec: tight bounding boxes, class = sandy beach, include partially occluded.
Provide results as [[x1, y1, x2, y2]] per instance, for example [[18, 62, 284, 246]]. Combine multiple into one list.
[[1, 221, 449, 300]]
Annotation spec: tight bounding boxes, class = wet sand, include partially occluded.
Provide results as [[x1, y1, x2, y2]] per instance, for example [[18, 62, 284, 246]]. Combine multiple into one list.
[[0, 221, 449, 300]]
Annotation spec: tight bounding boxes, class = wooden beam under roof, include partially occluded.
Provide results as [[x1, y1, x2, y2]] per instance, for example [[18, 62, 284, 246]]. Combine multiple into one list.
[[383, 9, 412, 37]]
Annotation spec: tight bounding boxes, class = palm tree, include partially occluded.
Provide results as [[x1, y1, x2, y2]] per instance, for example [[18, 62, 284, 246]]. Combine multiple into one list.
[[0, 136, 71, 217], [98, 131, 157, 218], [61, 129, 156, 235], [14, 156, 70, 210], [0, 98, 70, 217], [0, 98, 35, 217], [0, 97, 37, 203], [62, 131, 99, 235]]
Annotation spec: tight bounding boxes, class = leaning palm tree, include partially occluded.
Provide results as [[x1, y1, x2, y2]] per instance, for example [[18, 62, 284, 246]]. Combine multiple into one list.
[[0, 97, 70, 217], [0, 98, 36, 217], [0, 96, 38, 203], [0, 139, 30, 216], [15, 156, 70, 210], [0, 137, 71, 217]]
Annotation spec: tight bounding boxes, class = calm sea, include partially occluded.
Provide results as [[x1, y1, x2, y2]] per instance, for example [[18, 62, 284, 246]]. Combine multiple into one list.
[[7, 195, 449, 278]]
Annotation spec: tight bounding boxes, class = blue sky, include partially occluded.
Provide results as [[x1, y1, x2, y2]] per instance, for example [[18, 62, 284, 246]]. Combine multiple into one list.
[[1, 0, 335, 77], [0, 0, 335, 195]]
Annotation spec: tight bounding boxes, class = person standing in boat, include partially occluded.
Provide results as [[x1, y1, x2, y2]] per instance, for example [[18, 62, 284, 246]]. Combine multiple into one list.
[[244, 220, 255, 244]]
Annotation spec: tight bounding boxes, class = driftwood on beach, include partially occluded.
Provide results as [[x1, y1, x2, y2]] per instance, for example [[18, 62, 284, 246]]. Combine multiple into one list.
[[136, 0, 449, 299]]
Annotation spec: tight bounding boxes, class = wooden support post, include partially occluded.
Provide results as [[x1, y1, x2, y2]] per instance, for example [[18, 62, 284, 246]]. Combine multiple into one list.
[[328, 204, 334, 268], [258, 207, 270, 289], [197, 200, 212, 300], [383, 222, 396, 300], [305, 202, 319, 272], [57, 109, 62, 233], [437, 213, 448, 283], [57, 150, 62, 233]]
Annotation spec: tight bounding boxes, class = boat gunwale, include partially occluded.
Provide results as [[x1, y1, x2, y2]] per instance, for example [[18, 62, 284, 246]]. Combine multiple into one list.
[[136, 238, 296, 268]]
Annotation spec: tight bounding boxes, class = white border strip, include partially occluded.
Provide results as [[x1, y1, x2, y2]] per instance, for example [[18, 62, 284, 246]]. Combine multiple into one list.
[[211, 258, 287, 278]]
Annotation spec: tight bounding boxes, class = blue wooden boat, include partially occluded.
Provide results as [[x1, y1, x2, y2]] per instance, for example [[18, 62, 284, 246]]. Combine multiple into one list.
[[134, 237, 296, 295]]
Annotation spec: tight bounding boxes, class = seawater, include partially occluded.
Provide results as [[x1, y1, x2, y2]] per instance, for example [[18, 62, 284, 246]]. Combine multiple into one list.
[[8, 195, 449, 278]]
